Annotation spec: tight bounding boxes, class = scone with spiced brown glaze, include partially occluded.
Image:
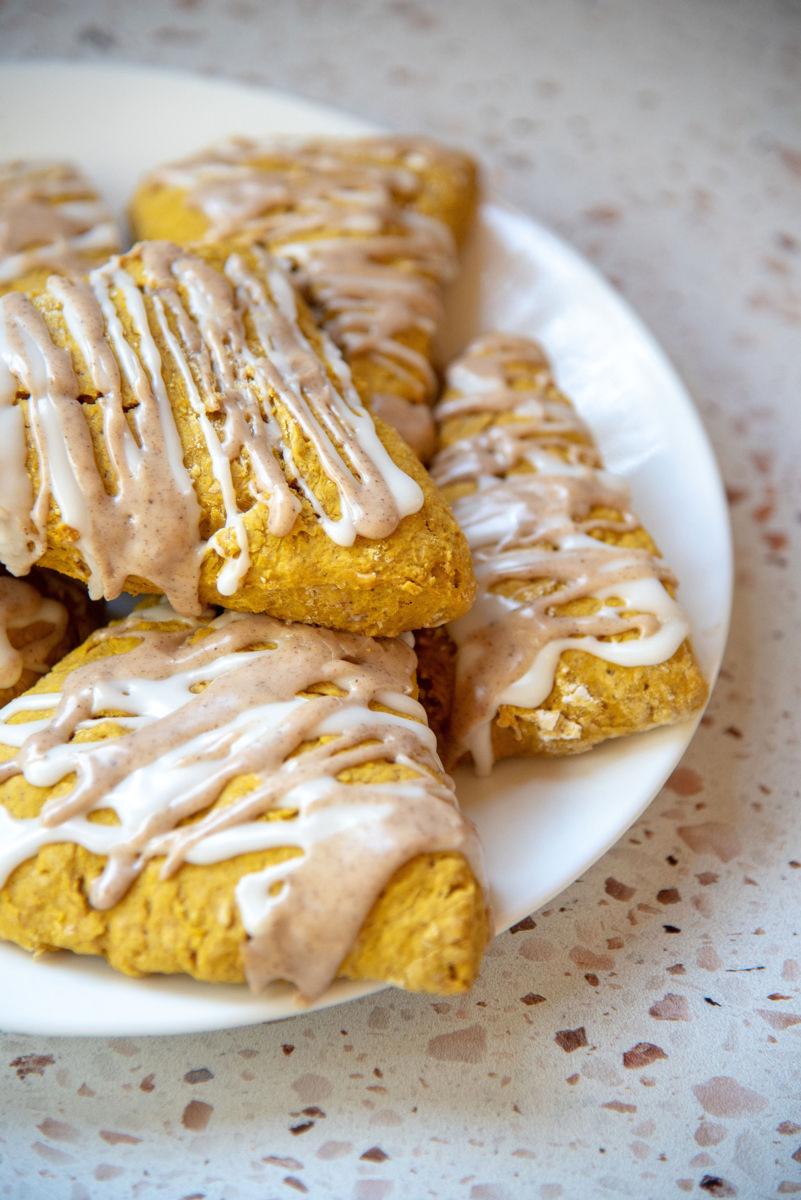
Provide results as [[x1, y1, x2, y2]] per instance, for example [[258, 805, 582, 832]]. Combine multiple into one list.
[[417, 332, 708, 773], [0, 238, 475, 637], [128, 134, 479, 459], [0, 601, 490, 1000], [0, 159, 122, 295]]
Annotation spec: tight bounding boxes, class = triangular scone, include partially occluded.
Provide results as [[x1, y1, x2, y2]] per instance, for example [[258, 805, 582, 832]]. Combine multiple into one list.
[[418, 333, 708, 774], [0, 565, 104, 707], [0, 239, 475, 636], [0, 159, 122, 296], [0, 601, 490, 1000], [128, 135, 479, 460]]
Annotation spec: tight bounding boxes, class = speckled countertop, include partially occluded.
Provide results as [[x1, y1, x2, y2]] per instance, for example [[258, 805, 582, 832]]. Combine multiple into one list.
[[1, 2, 800, 1197]]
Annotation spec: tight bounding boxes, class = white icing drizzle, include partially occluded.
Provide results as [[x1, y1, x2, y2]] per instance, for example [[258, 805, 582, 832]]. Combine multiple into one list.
[[431, 333, 692, 774], [0, 572, 68, 691], [0, 240, 423, 610], [0, 159, 121, 286], [145, 137, 465, 411], [0, 604, 484, 999], [0, 395, 36, 576]]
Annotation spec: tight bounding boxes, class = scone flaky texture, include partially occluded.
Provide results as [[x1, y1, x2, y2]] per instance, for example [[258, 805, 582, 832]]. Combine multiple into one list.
[[0, 238, 475, 636], [0, 603, 489, 1000]]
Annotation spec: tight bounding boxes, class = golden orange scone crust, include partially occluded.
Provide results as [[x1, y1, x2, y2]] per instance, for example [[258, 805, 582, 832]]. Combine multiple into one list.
[[128, 135, 480, 458], [420, 332, 708, 769], [0, 842, 488, 997], [0, 603, 489, 999], [1, 239, 475, 636]]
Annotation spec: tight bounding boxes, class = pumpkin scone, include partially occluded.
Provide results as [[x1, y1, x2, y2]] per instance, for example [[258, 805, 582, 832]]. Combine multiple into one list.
[[0, 238, 475, 636], [128, 134, 480, 459], [418, 332, 708, 774], [0, 565, 104, 707], [0, 158, 122, 296], [0, 601, 490, 1000]]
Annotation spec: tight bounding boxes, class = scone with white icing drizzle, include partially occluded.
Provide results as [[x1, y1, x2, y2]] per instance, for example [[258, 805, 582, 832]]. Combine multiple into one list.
[[128, 135, 479, 460], [0, 238, 475, 636], [0, 159, 122, 296], [417, 332, 708, 774], [0, 601, 490, 999], [0, 565, 105, 708]]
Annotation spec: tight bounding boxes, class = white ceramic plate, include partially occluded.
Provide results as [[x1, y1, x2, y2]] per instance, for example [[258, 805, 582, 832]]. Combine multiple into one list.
[[0, 61, 732, 1037]]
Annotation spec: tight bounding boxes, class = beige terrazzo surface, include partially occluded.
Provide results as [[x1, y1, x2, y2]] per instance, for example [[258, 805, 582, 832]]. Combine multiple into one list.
[[1, 1, 800, 1197]]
